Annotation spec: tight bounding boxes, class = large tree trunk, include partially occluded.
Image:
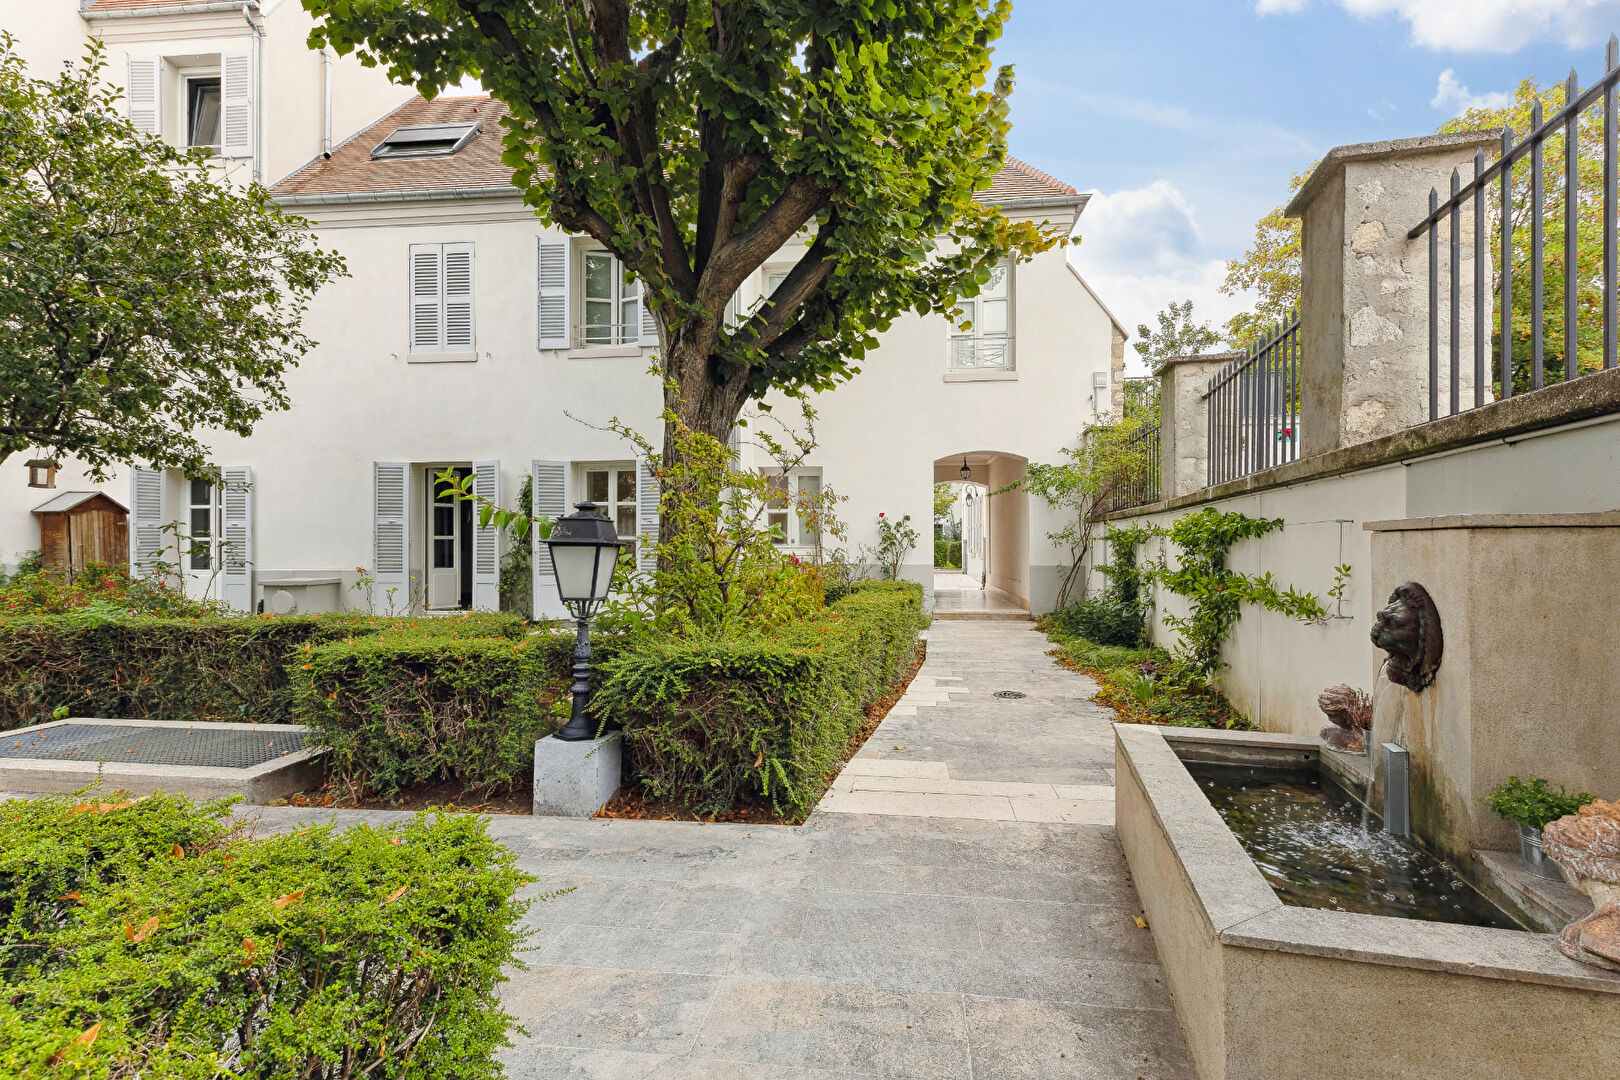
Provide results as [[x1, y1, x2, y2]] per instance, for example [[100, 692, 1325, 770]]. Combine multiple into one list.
[[655, 327, 749, 546]]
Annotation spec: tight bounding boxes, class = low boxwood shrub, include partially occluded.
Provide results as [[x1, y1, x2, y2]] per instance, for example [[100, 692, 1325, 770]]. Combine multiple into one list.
[[292, 633, 557, 797], [0, 792, 237, 980], [0, 794, 530, 1079], [1050, 593, 1145, 648], [595, 580, 926, 819], [0, 611, 527, 733]]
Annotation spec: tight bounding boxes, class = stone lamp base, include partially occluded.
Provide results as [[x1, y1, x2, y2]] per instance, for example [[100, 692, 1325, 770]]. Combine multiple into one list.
[[533, 731, 623, 818]]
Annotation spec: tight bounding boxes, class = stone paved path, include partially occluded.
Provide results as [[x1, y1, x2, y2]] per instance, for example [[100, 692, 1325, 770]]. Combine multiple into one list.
[[242, 620, 1194, 1080]]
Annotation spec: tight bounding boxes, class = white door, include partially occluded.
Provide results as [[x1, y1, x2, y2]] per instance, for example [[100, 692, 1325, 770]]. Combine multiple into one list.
[[962, 487, 986, 586], [427, 469, 462, 610], [183, 477, 221, 599]]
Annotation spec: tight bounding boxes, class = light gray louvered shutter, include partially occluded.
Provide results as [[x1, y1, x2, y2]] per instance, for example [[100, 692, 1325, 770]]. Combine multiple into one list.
[[220, 52, 252, 158], [444, 243, 474, 350], [536, 238, 571, 349], [471, 459, 500, 610], [635, 458, 660, 572], [130, 467, 166, 577], [531, 460, 569, 619], [372, 462, 409, 614], [219, 465, 253, 611], [126, 58, 159, 135], [409, 244, 443, 352], [639, 283, 659, 346]]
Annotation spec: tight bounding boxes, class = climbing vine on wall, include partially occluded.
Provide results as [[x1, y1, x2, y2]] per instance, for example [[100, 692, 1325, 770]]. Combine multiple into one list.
[[1142, 508, 1329, 675]]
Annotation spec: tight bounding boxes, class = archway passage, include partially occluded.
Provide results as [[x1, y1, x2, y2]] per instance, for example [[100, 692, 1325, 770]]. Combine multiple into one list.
[[931, 452, 1029, 619]]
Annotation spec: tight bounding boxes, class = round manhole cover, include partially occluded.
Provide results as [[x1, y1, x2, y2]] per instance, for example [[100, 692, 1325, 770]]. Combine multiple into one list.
[[993, 690, 1027, 700]]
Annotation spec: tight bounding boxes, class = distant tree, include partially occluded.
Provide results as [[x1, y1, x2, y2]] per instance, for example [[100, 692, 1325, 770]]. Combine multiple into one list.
[[1133, 299, 1221, 372], [0, 37, 345, 478], [932, 482, 956, 526], [1219, 174, 1304, 350], [1441, 79, 1600, 390]]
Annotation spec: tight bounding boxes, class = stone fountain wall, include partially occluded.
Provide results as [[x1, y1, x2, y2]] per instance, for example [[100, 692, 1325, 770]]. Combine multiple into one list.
[[1368, 514, 1620, 864]]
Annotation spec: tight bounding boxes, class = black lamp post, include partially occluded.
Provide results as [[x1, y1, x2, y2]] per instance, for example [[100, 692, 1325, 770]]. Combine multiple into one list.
[[545, 502, 629, 741]]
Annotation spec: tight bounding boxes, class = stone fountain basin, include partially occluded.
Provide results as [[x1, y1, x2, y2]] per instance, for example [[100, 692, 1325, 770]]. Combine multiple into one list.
[[1114, 723, 1620, 1080]]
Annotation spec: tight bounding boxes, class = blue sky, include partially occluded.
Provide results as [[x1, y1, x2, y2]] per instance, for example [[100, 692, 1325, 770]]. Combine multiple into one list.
[[993, 0, 1620, 366]]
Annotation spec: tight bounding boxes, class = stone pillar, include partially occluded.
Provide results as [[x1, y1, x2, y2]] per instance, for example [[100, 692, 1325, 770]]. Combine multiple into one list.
[[1285, 133, 1499, 458], [1158, 352, 1240, 499]]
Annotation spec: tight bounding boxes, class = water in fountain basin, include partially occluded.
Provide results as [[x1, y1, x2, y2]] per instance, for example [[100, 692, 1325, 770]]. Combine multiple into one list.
[[1189, 762, 1519, 930]]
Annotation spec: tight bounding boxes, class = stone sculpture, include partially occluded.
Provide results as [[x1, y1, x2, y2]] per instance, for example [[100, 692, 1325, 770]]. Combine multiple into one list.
[[1317, 685, 1373, 752], [1370, 581, 1444, 692], [1543, 800, 1620, 972]]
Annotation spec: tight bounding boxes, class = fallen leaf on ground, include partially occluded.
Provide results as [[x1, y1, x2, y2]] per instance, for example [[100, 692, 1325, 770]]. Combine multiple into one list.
[[1133, 915, 1149, 930], [383, 885, 408, 905], [125, 915, 159, 943], [271, 890, 305, 911]]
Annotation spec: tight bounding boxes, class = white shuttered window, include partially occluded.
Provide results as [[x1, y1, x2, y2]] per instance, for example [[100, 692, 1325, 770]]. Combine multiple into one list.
[[408, 242, 475, 354]]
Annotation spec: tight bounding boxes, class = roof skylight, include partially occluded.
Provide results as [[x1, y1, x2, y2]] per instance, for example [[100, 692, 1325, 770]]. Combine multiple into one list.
[[370, 122, 479, 160]]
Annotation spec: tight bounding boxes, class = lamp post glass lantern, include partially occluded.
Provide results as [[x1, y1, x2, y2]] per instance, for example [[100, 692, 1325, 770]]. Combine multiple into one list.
[[546, 501, 629, 741]]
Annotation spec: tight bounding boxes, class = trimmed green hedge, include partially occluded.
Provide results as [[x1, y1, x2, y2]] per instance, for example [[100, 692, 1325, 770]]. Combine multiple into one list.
[[0, 611, 525, 732], [595, 580, 927, 819], [291, 633, 561, 798], [0, 792, 530, 1079]]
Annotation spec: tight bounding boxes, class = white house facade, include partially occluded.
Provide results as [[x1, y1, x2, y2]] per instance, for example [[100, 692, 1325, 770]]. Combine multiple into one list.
[[0, 18, 1127, 616]]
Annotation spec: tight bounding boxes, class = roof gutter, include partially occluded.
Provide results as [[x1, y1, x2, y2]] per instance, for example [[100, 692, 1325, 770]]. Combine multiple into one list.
[[82, 1, 259, 19], [274, 186, 1087, 211], [272, 185, 523, 207]]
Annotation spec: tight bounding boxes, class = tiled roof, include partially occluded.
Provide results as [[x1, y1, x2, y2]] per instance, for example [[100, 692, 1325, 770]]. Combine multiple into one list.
[[272, 95, 1083, 208]]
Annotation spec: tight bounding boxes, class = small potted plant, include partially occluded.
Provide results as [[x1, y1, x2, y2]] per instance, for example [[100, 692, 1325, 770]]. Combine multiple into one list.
[[1487, 776, 1596, 879]]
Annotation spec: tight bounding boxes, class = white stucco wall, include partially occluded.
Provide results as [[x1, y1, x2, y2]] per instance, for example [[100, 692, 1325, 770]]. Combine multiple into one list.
[[1093, 410, 1620, 737]]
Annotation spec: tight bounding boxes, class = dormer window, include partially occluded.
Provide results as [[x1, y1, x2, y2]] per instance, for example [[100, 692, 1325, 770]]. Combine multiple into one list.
[[371, 122, 479, 160]]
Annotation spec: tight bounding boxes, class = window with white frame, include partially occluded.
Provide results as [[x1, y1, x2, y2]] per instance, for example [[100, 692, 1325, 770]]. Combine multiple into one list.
[[582, 464, 639, 542], [950, 261, 1013, 370], [184, 75, 221, 149], [581, 251, 641, 346], [408, 242, 474, 354], [762, 468, 822, 548]]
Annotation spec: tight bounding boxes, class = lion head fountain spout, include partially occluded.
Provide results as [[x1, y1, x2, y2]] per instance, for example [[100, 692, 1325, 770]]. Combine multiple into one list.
[[1371, 582, 1444, 692], [1543, 800, 1620, 972]]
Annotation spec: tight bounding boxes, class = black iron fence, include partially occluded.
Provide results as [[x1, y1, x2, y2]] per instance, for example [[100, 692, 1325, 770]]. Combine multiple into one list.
[[1204, 316, 1301, 486], [1408, 35, 1620, 420], [1103, 419, 1161, 512]]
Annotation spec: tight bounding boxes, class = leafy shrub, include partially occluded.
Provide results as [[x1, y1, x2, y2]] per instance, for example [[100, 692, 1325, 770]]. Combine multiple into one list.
[[0, 792, 237, 980], [1040, 614, 1246, 731], [0, 611, 527, 733], [1050, 593, 1144, 648], [596, 580, 926, 819], [1486, 776, 1596, 830], [0, 795, 530, 1079], [292, 632, 558, 798], [0, 562, 222, 618]]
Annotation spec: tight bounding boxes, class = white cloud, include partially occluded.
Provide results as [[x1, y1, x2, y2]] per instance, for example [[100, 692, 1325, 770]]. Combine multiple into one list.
[[1257, 0, 1620, 52], [1429, 69, 1514, 112], [1066, 92, 1316, 159], [1069, 182, 1254, 373]]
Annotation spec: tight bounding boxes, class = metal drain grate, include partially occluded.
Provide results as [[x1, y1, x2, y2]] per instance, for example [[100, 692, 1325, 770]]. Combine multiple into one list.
[[0, 724, 306, 769], [993, 690, 1027, 700]]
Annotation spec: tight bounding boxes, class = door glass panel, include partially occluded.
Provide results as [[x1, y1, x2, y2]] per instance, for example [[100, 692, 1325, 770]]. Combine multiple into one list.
[[616, 470, 636, 502], [981, 298, 1008, 335], [190, 478, 212, 505], [433, 505, 454, 535], [767, 511, 789, 540], [616, 507, 637, 538], [433, 538, 454, 568], [797, 474, 821, 547]]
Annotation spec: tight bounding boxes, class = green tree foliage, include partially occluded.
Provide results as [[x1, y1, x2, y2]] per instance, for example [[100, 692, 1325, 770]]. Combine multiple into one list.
[[1440, 78, 1603, 389], [932, 482, 956, 526], [0, 38, 345, 478], [301, 0, 1059, 494], [1133, 298, 1222, 372], [1220, 173, 1304, 350]]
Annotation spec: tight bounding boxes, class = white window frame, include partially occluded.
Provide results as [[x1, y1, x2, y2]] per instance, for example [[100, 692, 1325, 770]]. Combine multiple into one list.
[[578, 249, 641, 350], [181, 69, 222, 153], [185, 476, 220, 574], [407, 242, 476, 361], [761, 467, 823, 551], [948, 260, 1015, 375], [577, 462, 640, 545]]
